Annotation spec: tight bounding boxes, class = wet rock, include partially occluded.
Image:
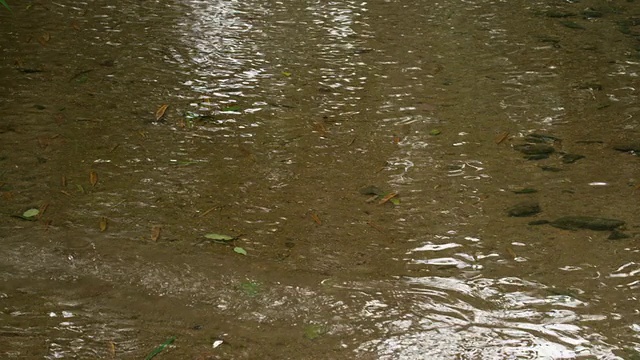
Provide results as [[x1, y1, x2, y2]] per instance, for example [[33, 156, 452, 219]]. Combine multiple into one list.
[[550, 216, 625, 231], [561, 153, 585, 164], [513, 143, 555, 155], [612, 141, 640, 153], [508, 201, 541, 217], [544, 11, 576, 18]]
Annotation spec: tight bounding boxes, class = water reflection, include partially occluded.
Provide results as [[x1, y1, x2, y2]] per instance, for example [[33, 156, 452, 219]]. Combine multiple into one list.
[[1, 0, 640, 358], [356, 275, 619, 359]]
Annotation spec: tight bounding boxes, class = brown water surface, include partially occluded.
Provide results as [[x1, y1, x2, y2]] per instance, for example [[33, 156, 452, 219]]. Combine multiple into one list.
[[1, 0, 639, 359]]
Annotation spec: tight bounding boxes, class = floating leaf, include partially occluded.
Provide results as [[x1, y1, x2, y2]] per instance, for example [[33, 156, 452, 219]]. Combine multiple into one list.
[[75, 73, 89, 83], [0, 0, 12, 13], [310, 213, 321, 225], [100, 217, 108, 232], [38, 33, 50, 46], [108, 342, 115, 357], [23, 208, 39, 218], [304, 324, 327, 340], [204, 233, 235, 241], [390, 197, 401, 205], [61, 175, 67, 187], [378, 191, 398, 205], [495, 131, 510, 144], [282, 71, 292, 77], [240, 281, 260, 296], [234, 247, 247, 255], [151, 225, 162, 241], [155, 104, 169, 121], [89, 171, 98, 187], [144, 336, 175, 360], [221, 105, 241, 112], [429, 129, 441, 136]]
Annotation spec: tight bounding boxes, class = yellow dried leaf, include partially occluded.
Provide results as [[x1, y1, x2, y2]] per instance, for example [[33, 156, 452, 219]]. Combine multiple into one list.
[[495, 131, 510, 145], [89, 171, 98, 187], [38, 33, 50, 46], [310, 213, 322, 225], [155, 104, 169, 121], [151, 225, 162, 241], [100, 217, 108, 232], [108, 341, 115, 358]]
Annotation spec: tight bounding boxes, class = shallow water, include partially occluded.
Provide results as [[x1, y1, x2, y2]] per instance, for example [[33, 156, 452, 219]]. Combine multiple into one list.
[[1, 0, 639, 359]]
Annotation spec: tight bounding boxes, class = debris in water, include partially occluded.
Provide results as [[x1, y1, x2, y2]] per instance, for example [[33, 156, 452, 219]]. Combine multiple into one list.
[[100, 217, 108, 232], [144, 336, 175, 360], [89, 171, 98, 187], [155, 104, 169, 121], [151, 225, 162, 241]]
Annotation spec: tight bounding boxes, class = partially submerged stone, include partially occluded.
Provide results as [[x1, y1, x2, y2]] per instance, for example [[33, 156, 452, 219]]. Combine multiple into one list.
[[561, 153, 585, 164], [612, 141, 640, 153], [550, 216, 625, 231], [513, 143, 555, 155], [608, 230, 631, 240]]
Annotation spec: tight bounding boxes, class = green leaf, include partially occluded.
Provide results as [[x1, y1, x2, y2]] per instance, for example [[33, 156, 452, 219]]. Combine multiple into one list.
[[204, 233, 235, 241], [282, 71, 292, 77], [221, 105, 241, 112], [144, 336, 175, 360], [75, 73, 89, 83], [23, 208, 39, 218], [304, 324, 327, 340], [390, 198, 401, 205], [234, 247, 247, 255], [429, 129, 441, 136], [240, 281, 260, 296], [0, 0, 12, 13]]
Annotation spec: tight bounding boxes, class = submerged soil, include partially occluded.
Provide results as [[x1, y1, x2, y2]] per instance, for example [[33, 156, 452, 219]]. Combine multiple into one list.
[[1, 0, 639, 359]]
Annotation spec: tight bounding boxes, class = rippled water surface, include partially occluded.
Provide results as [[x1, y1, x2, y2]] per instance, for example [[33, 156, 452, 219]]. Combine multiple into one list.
[[1, 0, 639, 359]]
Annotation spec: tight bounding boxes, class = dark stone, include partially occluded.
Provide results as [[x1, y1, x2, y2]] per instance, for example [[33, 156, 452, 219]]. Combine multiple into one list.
[[524, 133, 561, 143], [544, 11, 576, 18], [508, 201, 541, 217], [513, 188, 538, 194], [525, 154, 551, 160], [550, 216, 625, 231], [612, 141, 640, 153], [514, 143, 555, 155]]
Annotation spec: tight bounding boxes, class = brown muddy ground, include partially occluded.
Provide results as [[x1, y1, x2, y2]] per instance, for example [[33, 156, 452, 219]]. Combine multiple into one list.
[[1, 0, 639, 359]]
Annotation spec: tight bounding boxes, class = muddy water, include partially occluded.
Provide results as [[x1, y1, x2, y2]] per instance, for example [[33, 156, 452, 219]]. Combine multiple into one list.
[[1, 0, 639, 359]]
